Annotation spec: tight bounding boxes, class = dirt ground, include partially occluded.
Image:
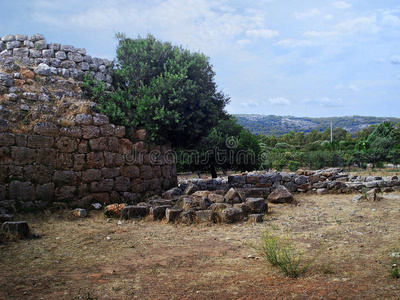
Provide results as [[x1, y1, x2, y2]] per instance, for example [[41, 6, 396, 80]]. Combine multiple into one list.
[[1, 191, 400, 299]]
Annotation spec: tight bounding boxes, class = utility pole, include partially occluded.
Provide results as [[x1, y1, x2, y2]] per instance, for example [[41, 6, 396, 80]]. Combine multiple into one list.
[[330, 121, 333, 143]]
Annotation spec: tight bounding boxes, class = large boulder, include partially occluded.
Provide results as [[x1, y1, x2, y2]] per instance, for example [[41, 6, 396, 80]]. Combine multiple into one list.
[[184, 182, 199, 195], [267, 185, 294, 203], [224, 188, 241, 204], [121, 205, 149, 219]]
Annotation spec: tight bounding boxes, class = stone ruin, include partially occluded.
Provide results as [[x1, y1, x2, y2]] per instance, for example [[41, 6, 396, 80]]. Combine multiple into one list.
[[0, 34, 177, 216], [103, 167, 400, 224]]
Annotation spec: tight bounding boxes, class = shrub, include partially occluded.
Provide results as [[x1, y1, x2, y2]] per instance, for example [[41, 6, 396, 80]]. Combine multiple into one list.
[[272, 159, 286, 172], [255, 230, 320, 278], [288, 160, 301, 172]]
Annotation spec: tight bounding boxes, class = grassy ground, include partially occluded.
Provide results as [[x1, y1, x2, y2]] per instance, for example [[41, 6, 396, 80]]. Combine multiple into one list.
[[1, 192, 400, 299]]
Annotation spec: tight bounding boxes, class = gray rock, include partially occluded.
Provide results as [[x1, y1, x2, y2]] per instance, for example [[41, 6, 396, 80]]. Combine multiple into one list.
[[60, 44, 75, 52], [34, 40, 47, 50], [267, 185, 294, 204], [29, 34, 45, 42], [2, 35, 15, 42], [34, 63, 51, 76], [6, 41, 21, 50], [224, 188, 240, 203], [42, 49, 54, 58], [244, 198, 267, 214], [15, 34, 28, 41], [150, 205, 171, 220], [366, 188, 378, 201], [0, 73, 13, 87], [352, 194, 364, 203], [121, 205, 149, 219], [184, 182, 199, 195], [166, 208, 183, 223], [195, 210, 216, 223], [162, 187, 182, 199], [24, 40, 34, 48], [13, 48, 29, 57], [49, 43, 61, 50], [208, 193, 224, 203], [55, 51, 67, 60], [2, 221, 30, 238], [71, 208, 87, 218], [222, 207, 245, 223], [248, 214, 264, 223], [67, 52, 83, 62], [317, 188, 327, 195]]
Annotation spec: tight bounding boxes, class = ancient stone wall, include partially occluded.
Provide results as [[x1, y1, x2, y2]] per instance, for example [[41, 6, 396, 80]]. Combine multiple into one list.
[[0, 34, 177, 212], [0, 34, 112, 86]]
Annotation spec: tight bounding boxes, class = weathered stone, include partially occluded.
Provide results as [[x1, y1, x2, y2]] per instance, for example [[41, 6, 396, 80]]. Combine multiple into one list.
[[104, 203, 126, 218], [209, 203, 229, 212], [82, 126, 100, 139], [162, 187, 182, 199], [9, 181, 35, 201], [34, 39, 47, 50], [0, 73, 13, 87], [181, 209, 196, 224], [71, 208, 87, 218], [55, 137, 78, 153], [11, 147, 36, 165], [56, 153, 73, 169], [121, 205, 149, 219], [115, 126, 126, 138], [0, 133, 14, 146], [24, 165, 53, 184], [248, 214, 264, 223], [53, 170, 77, 185], [60, 126, 82, 138], [115, 176, 131, 192], [139, 165, 153, 180], [67, 52, 83, 62], [182, 198, 197, 210], [130, 179, 147, 193], [2, 221, 30, 238], [295, 175, 308, 185], [317, 188, 328, 195], [60, 44, 75, 52], [228, 175, 246, 186], [195, 210, 216, 223], [81, 169, 101, 183], [352, 194, 365, 203], [224, 188, 241, 204], [208, 193, 224, 203], [104, 152, 124, 168], [90, 179, 114, 192], [13, 47, 29, 57], [36, 183, 55, 201], [267, 185, 294, 203], [89, 137, 107, 152], [29, 49, 42, 58], [55, 51, 67, 60], [93, 113, 109, 125], [2, 35, 15, 42], [35, 148, 56, 167], [237, 188, 270, 201], [246, 175, 260, 184], [34, 63, 51, 76], [222, 207, 245, 223], [184, 182, 198, 195], [150, 205, 172, 220], [243, 198, 267, 214], [33, 122, 58, 137], [6, 41, 21, 49], [166, 208, 183, 223], [119, 139, 133, 154], [366, 188, 378, 201], [60, 60, 76, 69]]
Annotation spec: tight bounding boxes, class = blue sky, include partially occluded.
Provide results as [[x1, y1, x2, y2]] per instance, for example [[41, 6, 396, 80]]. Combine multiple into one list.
[[1, 0, 400, 118]]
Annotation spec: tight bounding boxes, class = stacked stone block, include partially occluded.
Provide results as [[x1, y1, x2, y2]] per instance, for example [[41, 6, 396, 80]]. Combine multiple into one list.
[[0, 34, 112, 85], [0, 113, 177, 212]]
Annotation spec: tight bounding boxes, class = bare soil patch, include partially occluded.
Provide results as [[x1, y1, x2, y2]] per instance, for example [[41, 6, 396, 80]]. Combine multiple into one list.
[[1, 192, 400, 299]]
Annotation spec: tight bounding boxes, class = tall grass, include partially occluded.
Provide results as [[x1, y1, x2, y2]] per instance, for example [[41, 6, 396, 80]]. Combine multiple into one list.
[[255, 230, 321, 278]]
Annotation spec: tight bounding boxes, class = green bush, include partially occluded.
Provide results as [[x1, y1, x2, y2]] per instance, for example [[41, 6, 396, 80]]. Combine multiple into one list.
[[272, 159, 286, 172], [255, 230, 320, 278], [288, 160, 301, 172]]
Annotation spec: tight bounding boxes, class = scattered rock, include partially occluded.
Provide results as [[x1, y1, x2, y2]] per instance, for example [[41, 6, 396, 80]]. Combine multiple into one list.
[[71, 208, 87, 218], [267, 185, 294, 203], [222, 207, 245, 224], [104, 203, 126, 218], [1, 221, 30, 238]]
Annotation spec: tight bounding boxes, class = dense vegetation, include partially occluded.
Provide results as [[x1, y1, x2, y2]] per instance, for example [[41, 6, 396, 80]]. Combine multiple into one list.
[[258, 122, 400, 171], [83, 33, 229, 149], [235, 114, 400, 136]]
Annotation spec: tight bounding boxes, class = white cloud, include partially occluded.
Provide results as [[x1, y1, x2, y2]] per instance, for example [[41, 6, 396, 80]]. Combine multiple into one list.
[[349, 84, 360, 91], [381, 14, 400, 27], [302, 97, 343, 107], [332, 1, 352, 10], [267, 97, 290, 105], [294, 9, 321, 20], [246, 29, 279, 39], [241, 101, 260, 108], [390, 55, 400, 64]]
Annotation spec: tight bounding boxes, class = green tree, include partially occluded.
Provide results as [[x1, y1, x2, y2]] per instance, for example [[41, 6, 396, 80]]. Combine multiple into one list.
[[84, 33, 229, 148]]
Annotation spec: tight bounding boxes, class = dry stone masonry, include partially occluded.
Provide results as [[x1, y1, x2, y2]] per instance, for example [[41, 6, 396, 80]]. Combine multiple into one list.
[[0, 34, 177, 213], [0, 34, 112, 87]]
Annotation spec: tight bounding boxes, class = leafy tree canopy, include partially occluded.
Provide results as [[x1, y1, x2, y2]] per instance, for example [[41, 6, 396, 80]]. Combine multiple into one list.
[[83, 33, 229, 148]]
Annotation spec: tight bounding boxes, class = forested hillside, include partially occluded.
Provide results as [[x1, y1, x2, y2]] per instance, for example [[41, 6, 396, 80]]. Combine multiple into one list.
[[235, 115, 400, 136]]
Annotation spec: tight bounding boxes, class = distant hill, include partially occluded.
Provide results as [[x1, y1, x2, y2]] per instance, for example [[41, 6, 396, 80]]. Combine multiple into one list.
[[234, 114, 400, 136]]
